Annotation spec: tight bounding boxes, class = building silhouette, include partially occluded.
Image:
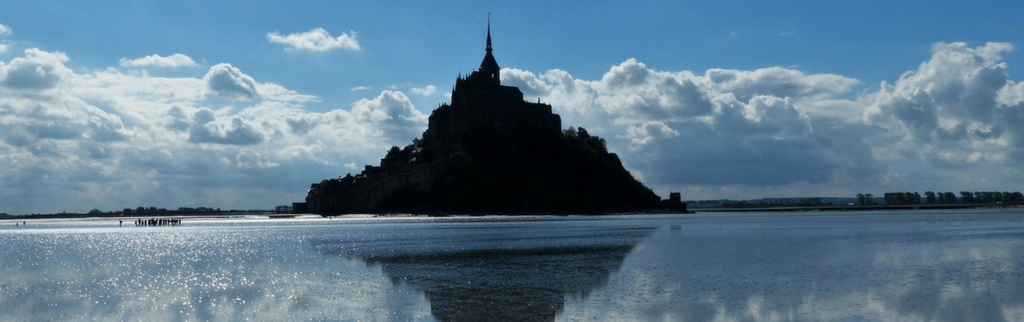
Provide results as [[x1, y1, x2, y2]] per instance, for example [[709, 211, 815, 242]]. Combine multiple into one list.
[[298, 22, 678, 215], [424, 22, 561, 143]]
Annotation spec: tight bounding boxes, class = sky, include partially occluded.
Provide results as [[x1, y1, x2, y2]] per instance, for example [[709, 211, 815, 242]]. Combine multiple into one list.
[[2, 1, 1024, 214]]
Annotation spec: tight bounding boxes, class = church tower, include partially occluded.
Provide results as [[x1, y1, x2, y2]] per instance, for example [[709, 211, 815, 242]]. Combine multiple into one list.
[[425, 18, 561, 143], [478, 18, 500, 86]]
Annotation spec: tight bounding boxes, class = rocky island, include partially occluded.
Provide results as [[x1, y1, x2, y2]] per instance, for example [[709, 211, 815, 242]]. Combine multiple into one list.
[[296, 23, 685, 215]]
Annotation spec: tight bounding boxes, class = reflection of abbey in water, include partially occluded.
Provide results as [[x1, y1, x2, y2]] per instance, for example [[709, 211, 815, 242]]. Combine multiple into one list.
[[311, 224, 655, 322], [363, 244, 640, 322], [298, 22, 685, 214]]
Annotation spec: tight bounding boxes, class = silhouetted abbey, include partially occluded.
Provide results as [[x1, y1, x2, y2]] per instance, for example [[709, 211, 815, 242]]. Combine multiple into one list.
[[298, 22, 685, 215]]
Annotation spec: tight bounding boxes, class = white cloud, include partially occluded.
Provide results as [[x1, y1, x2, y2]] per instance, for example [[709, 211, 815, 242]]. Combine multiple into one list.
[[0, 25, 14, 64], [351, 90, 428, 140], [501, 68, 552, 97], [705, 66, 858, 102], [0, 47, 426, 214], [411, 85, 436, 96], [267, 28, 360, 52], [350, 86, 372, 92], [500, 58, 876, 193], [865, 42, 1023, 167], [119, 53, 198, 68], [236, 148, 279, 169], [187, 108, 265, 145], [0, 48, 73, 90], [204, 63, 259, 98]]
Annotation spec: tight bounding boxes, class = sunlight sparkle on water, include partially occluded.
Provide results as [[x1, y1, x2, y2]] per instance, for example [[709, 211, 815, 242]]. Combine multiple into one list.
[[2, 212, 1024, 321]]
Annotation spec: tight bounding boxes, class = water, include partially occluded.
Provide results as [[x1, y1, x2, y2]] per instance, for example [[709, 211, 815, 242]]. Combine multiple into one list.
[[2, 210, 1023, 321]]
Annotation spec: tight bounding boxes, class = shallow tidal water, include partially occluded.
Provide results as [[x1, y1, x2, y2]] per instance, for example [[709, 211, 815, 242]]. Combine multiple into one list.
[[2, 210, 1024, 321]]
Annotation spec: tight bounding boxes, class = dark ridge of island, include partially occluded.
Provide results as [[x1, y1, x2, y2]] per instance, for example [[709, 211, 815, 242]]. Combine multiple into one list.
[[296, 22, 686, 215]]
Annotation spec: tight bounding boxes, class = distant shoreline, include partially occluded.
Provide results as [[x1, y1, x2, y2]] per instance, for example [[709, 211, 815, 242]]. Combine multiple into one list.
[[0, 212, 283, 221], [3, 204, 1023, 222], [693, 203, 1023, 212]]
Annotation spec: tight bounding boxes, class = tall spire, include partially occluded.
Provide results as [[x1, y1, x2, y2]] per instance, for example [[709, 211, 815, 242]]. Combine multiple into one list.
[[478, 14, 500, 77], [486, 14, 493, 54]]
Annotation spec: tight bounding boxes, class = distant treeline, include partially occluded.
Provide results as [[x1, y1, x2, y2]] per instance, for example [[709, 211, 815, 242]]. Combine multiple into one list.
[[687, 198, 848, 208], [860, 191, 1024, 205], [719, 198, 829, 208], [687, 191, 1024, 209]]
